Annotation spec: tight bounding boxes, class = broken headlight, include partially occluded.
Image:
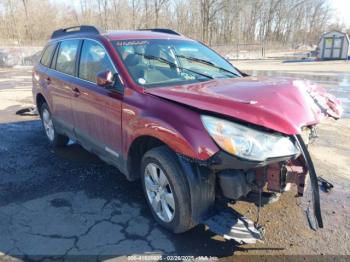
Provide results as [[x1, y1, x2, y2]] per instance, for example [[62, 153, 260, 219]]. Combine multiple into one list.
[[201, 115, 299, 161]]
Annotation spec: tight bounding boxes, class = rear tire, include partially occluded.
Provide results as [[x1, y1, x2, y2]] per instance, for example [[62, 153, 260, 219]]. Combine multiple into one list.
[[40, 103, 69, 147], [141, 146, 193, 233]]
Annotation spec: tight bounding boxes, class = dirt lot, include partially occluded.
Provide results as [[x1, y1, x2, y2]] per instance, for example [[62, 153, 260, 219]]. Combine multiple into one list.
[[0, 62, 349, 261]]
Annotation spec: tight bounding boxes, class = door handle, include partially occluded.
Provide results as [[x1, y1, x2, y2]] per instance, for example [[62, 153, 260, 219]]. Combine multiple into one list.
[[72, 87, 81, 97], [45, 77, 51, 84]]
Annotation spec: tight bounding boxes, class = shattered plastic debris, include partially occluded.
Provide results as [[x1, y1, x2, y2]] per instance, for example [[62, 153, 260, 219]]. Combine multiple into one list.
[[205, 208, 264, 244], [318, 176, 334, 193], [15, 107, 38, 116]]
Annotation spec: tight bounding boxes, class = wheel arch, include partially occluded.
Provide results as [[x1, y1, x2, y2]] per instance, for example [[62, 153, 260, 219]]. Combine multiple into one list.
[[126, 134, 216, 226], [126, 135, 167, 181], [36, 93, 47, 117]]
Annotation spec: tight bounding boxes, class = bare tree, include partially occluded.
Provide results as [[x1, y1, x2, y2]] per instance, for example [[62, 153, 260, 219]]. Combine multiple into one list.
[[21, 0, 32, 43], [153, 0, 168, 27], [199, 0, 223, 43], [0, 0, 343, 48], [130, 0, 140, 29]]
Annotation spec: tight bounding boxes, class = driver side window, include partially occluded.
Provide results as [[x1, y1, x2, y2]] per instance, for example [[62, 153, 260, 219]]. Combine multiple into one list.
[[79, 40, 115, 83]]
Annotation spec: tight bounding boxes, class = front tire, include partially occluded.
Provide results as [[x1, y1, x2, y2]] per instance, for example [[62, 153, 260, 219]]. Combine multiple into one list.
[[141, 146, 193, 233], [40, 103, 69, 147]]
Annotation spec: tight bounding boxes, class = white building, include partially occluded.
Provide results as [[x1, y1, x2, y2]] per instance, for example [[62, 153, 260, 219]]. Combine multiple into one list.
[[318, 31, 350, 60]]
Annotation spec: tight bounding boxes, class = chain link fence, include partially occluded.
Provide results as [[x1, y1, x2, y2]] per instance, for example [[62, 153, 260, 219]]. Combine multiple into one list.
[[211, 43, 314, 61], [211, 43, 265, 60]]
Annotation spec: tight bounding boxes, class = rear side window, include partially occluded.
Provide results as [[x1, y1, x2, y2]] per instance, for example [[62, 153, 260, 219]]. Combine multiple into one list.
[[56, 39, 80, 75], [79, 40, 115, 82], [40, 44, 56, 67]]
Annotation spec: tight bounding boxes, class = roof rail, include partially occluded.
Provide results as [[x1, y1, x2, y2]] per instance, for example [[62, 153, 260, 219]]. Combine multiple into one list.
[[138, 28, 181, 36], [51, 25, 105, 39]]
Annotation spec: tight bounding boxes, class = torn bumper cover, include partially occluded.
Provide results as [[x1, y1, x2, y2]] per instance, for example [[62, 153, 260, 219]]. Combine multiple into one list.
[[295, 134, 323, 229]]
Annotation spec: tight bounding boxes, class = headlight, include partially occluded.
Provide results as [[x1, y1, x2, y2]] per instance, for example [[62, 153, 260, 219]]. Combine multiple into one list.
[[201, 115, 299, 161]]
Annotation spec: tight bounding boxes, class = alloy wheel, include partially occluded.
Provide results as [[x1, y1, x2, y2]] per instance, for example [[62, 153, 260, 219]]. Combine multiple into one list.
[[42, 108, 55, 141], [144, 163, 175, 222]]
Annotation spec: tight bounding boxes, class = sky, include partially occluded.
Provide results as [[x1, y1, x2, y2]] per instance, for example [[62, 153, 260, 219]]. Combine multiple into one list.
[[330, 0, 350, 27], [48, 0, 350, 27]]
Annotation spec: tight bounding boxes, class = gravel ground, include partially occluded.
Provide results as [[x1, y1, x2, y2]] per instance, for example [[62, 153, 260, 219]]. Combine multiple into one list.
[[0, 65, 349, 261]]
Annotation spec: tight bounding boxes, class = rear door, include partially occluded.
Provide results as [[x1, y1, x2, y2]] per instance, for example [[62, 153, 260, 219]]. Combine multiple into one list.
[[34, 43, 57, 107], [49, 39, 81, 136], [72, 39, 123, 166]]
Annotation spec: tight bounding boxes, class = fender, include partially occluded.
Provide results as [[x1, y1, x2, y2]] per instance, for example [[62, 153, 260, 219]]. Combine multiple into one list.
[[126, 116, 199, 159], [122, 89, 219, 161]]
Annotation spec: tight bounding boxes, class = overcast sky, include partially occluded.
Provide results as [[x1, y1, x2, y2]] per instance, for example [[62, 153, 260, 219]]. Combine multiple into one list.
[[50, 0, 350, 28], [331, 0, 350, 27]]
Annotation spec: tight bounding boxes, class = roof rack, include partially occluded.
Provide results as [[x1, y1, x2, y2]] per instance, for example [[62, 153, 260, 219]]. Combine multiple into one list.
[[51, 25, 105, 39], [138, 28, 181, 36]]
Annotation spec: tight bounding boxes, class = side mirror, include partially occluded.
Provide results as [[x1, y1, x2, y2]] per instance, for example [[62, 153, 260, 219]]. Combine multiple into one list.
[[96, 70, 114, 87]]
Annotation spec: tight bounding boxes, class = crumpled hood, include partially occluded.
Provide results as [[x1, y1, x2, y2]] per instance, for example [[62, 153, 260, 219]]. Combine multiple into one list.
[[145, 76, 343, 135]]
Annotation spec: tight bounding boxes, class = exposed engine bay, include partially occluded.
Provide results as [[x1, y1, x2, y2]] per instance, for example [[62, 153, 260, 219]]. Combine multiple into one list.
[[217, 142, 312, 202], [205, 133, 326, 244]]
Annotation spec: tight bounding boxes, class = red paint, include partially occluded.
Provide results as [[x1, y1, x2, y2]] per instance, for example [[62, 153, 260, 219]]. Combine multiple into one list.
[[32, 29, 343, 167], [121, 88, 218, 160], [145, 76, 342, 135]]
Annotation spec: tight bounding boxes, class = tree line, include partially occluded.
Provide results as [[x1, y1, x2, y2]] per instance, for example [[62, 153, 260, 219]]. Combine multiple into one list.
[[0, 0, 348, 47]]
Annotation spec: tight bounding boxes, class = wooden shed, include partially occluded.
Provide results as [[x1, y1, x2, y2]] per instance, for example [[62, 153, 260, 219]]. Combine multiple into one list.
[[318, 31, 350, 60]]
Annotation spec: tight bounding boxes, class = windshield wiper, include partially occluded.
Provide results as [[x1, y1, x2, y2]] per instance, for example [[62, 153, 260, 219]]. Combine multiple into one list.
[[175, 54, 240, 78], [134, 52, 213, 80]]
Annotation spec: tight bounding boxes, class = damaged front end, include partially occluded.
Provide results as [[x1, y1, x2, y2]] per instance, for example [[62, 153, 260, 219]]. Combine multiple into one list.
[[149, 75, 343, 244], [177, 134, 323, 244], [176, 87, 342, 244]]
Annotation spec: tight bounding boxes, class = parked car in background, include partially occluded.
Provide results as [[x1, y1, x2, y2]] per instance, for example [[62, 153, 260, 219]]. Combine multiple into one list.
[[32, 25, 343, 244], [0, 50, 17, 67], [23, 50, 42, 66]]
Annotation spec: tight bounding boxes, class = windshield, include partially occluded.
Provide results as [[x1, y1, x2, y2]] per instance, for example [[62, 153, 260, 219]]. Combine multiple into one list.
[[112, 39, 241, 88]]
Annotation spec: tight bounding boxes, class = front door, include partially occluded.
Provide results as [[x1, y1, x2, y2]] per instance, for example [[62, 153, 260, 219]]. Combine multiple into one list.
[[72, 39, 123, 167]]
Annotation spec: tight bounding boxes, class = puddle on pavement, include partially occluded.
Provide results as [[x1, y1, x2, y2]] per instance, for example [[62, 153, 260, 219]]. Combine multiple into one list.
[[245, 70, 350, 118]]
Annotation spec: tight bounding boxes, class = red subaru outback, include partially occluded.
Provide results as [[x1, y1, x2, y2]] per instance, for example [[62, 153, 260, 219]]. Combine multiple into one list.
[[32, 25, 342, 243]]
